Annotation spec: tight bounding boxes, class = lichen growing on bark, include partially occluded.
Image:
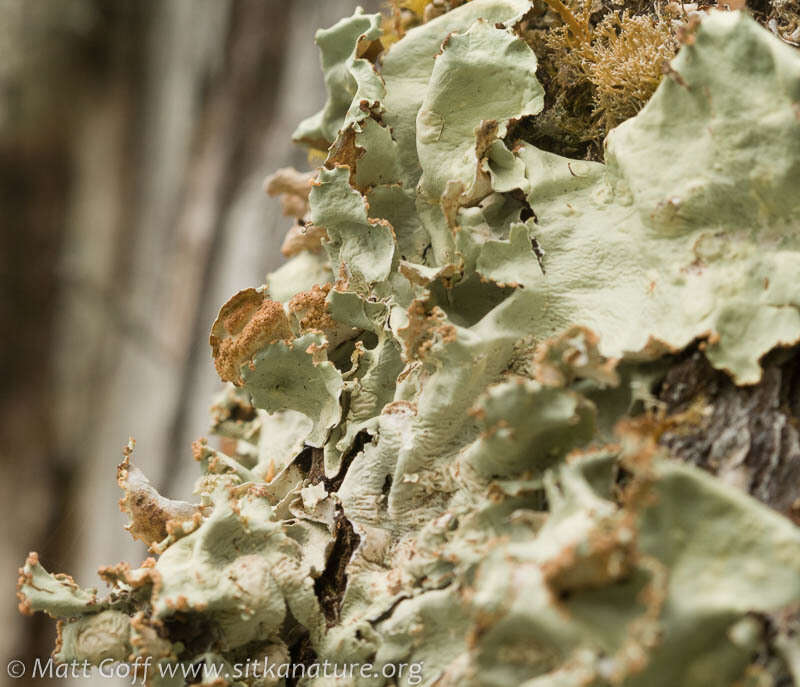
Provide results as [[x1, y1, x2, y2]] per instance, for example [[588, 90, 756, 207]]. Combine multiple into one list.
[[18, 4, 800, 686]]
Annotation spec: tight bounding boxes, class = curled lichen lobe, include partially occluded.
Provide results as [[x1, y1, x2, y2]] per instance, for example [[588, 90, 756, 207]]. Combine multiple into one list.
[[210, 288, 292, 384], [117, 440, 198, 549]]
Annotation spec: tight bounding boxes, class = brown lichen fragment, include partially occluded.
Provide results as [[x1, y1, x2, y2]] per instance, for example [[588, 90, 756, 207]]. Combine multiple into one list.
[[281, 222, 327, 257], [399, 261, 460, 288], [288, 283, 336, 332], [675, 11, 702, 46], [16, 554, 37, 616], [53, 620, 66, 659], [191, 437, 212, 463], [165, 511, 204, 539], [441, 180, 466, 231], [356, 32, 385, 62], [264, 167, 314, 219], [463, 118, 501, 205], [533, 325, 619, 387], [398, 299, 457, 361], [288, 282, 358, 349], [325, 127, 363, 180], [129, 611, 175, 662], [210, 288, 292, 384], [657, 348, 800, 522], [96, 558, 162, 600], [96, 561, 133, 588], [117, 441, 199, 549]]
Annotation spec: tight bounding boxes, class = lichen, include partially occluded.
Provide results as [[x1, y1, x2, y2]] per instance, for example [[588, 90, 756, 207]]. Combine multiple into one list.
[[18, 4, 800, 687]]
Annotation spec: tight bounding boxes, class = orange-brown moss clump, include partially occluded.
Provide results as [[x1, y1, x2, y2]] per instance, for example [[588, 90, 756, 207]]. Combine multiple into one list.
[[517, 0, 678, 158]]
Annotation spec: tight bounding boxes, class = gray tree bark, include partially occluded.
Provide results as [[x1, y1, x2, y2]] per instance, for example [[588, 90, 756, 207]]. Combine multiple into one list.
[[0, 2, 369, 685]]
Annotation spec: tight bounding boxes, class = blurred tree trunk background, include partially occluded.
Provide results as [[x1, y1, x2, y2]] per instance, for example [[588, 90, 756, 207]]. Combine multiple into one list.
[[0, 2, 373, 685], [2, 3, 800, 687]]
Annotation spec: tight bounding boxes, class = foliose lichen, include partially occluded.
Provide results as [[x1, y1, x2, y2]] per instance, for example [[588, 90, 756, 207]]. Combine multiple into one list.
[[18, 3, 800, 686]]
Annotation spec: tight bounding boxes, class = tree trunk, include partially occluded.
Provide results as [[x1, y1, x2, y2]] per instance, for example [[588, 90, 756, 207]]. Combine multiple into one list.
[[0, 2, 371, 685]]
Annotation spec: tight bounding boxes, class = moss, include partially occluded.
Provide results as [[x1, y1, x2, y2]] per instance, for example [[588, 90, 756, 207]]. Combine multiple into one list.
[[515, 1, 678, 158]]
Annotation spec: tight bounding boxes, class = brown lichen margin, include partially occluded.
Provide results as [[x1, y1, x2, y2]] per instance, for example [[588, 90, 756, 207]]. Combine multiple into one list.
[[16, 552, 39, 616], [209, 288, 292, 385]]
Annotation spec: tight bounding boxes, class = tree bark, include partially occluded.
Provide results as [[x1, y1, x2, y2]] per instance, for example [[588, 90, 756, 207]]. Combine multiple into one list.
[[658, 346, 800, 524], [0, 2, 369, 685]]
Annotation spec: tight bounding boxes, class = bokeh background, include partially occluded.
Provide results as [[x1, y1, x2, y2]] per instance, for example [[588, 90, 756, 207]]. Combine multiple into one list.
[[0, 1, 377, 684]]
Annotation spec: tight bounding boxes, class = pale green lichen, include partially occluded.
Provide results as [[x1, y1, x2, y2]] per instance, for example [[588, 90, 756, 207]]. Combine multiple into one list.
[[18, 4, 800, 687]]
